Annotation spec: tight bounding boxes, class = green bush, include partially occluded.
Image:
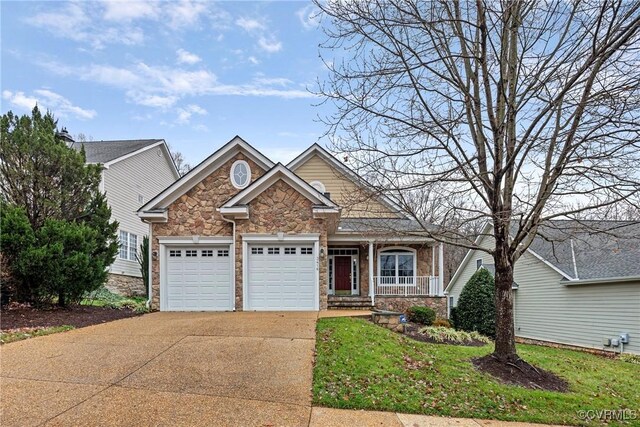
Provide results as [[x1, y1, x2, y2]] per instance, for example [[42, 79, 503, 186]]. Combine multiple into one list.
[[418, 326, 491, 345], [407, 306, 436, 325], [453, 268, 496, 338], [1, 205, 116, 306]]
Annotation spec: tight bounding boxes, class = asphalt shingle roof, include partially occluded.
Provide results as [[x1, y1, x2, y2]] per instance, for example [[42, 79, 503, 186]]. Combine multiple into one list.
[[74, 139, 162, 164], [337, 218, 435, 234], [519, 220, 640, 280]]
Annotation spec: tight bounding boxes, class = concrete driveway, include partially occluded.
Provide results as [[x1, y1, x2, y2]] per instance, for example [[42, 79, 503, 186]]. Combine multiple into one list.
[[1, 311, 318, 426]]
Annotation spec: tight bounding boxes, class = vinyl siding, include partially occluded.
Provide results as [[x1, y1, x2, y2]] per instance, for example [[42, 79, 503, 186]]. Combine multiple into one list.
[[294, 155, 400, 218], [103, 145, 177, 277], [448, 235, 640, 354]]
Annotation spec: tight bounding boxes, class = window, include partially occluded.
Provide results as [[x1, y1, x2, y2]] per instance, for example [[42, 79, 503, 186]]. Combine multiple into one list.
[[230, 160, 251, 189], [217, 249, 229, 257], [284, 247, 296, 255], [301, 247, 313, 255], [378, 249, 415, 284], [185, 250, 197, 257], [328, 248, 358, 256], [267, 247, 280, 255], [309, 180, 326, 193], [169, 250, 182, 257], [201, 250, 214, 257], [251, 247, 263, 255], [328, 258, 334, 290], [118, 231, 138, 261], [476, 259, 483, 270]]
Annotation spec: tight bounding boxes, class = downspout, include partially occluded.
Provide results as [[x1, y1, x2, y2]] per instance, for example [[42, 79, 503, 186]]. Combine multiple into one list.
[[438, 243, 444, 296], [146, 221, 153, 309], [220, 214, 237, 311], [570, 239, 579, 279]]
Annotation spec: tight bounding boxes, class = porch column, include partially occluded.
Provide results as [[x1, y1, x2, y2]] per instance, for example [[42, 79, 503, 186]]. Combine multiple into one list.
[[368, 241, 374, 305], [438, 242, 444, 295]]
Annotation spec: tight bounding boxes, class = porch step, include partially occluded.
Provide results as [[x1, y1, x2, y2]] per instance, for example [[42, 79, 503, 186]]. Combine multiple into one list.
[[328, 296, 373, 310]]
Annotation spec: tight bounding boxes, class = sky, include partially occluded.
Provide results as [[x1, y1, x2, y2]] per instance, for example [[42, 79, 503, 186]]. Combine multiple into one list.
[[1, 0, 333, 166]]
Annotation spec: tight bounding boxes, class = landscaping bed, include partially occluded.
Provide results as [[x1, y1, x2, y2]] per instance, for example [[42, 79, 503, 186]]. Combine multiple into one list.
[[1, 304, 142, 330], [314, 317, 639, 426]]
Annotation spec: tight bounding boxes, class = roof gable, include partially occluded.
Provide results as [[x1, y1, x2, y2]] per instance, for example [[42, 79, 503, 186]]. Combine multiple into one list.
[[77, 139, 161, 164], [139, 136, 274, 215], [287, 144, 405, 218], [221, 163, 338, 210]]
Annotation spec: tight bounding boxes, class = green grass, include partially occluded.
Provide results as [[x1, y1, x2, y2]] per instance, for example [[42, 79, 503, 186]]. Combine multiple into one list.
[[314, 317, 639, 426], [81, 288, 148, 313], [0, 325, 74, 344]]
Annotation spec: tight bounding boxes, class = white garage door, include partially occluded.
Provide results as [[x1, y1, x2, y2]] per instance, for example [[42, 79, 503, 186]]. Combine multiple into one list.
[[165, 246, 232, 311], [247, 244, 317, 311]]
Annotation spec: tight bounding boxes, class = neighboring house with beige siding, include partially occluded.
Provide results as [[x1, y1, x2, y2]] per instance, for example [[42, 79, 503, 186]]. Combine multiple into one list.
[[74, 138, 179, 295], [446, 221, 640, 355]]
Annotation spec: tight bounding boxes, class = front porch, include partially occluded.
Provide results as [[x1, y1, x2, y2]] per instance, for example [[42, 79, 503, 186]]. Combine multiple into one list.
[[326, 241, 445, 312]]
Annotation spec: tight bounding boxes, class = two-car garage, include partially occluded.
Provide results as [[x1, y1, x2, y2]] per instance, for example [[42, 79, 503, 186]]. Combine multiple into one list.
[[161, 240, 318, 312]]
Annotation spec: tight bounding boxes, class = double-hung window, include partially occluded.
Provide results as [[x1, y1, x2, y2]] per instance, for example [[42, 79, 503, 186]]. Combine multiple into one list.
[[379, 249, 415, 285], [118, 231, 138, 261]]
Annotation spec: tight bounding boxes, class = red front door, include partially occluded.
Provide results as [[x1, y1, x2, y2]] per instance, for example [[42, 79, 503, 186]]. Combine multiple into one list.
[[334, 256, 352, 293]]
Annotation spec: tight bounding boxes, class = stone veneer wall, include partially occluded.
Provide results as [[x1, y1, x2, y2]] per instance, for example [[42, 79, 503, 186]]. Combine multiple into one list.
[[150, 153, 265, 310], [235, 179, 329, 310], [105, 273, 146, 297], [375, 296, 447, 319]]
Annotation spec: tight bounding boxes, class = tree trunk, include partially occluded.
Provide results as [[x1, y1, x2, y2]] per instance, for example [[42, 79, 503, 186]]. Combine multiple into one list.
[[58, 291, 66, 307], [493, 245, 518, 362]]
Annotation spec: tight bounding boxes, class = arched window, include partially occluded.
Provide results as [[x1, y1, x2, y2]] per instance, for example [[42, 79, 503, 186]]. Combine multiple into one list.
[[230, 160, 251, 189], [309, 180, 326, 193], [378, 247, 417, 284]]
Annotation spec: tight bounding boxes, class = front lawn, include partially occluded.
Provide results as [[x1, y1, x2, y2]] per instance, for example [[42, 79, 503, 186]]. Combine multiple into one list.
[[0, 325, 74, 344], [313, 317, 639, 426]]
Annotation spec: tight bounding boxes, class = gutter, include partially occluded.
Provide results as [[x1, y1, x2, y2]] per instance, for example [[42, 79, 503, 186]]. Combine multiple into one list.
[[563, 276, 640, 286]]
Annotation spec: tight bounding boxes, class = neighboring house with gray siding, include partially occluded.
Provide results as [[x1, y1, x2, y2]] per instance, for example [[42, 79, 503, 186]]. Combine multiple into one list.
[[74, 138, 179, 295], [446, 221, 640, 355]]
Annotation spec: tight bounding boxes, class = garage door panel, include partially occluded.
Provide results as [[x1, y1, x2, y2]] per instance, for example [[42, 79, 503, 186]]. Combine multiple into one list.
[[247, 243, 317, 311], [165, 245, 232, 311]]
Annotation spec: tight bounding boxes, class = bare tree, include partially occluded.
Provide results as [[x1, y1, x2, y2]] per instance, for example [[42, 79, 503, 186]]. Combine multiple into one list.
[[315, 0, 640, 363], [168, 145, 192, 176]]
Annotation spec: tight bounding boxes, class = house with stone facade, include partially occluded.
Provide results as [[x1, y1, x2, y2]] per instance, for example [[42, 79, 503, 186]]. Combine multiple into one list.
[[71, 137, 179, 296], [138, 136, 445, 313]]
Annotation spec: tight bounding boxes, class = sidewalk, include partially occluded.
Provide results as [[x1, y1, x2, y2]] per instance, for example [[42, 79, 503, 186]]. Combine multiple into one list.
[[310, 407, 566, 427]]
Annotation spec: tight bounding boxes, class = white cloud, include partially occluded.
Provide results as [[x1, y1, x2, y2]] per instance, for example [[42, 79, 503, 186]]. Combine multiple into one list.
[[39, 59, 316, 105], [235, 17, 266, 32], [3, 89, 96, 120], [176, 49, 202, 65], [102, 0, 157, 21], [296, 4, 320, 30], [165, 0, 209, 30], [248, 56, 260, 65], [258, 36, 282, 53], [176, 104, 207, 124]]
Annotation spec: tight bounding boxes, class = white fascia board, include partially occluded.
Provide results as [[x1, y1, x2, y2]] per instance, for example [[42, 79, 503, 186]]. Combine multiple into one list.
[[137, 210, 168, 222], [287, 143, 405, 218], [138, 136, 274, 213], [241, 233, 320, 243], [328, 234, 434, 243], [222, 164, 337, 208], [562, 276, 640, 286], [157, 236, 233, 245], [312, 207, 341, 216], [219, 206, 249, 219]]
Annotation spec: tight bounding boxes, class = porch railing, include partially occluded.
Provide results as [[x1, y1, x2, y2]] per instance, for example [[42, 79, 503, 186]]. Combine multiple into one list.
[[372, 276, 441, 297]]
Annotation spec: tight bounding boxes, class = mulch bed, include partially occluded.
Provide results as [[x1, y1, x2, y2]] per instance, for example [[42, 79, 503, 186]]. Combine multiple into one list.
[[402, 323, 488, 347], [472, 354, 569, 392], [0, 304, 142, 331]]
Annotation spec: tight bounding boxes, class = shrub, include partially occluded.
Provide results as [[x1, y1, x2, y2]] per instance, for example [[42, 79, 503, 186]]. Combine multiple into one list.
[[407, 306, 436, 325], [418, 326, 491, 345], [433, 318, 451, 328], [454, 268, 496, 338]]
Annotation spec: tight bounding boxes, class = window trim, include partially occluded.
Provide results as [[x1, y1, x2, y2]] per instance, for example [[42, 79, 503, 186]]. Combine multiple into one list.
[[476, 258, 483, 270], [118, 230, 138, 261], [377, 246, 417, 284], [327, 247, 359, 295], [230, 159, 251, 189], [309, 180, 326, 193]]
